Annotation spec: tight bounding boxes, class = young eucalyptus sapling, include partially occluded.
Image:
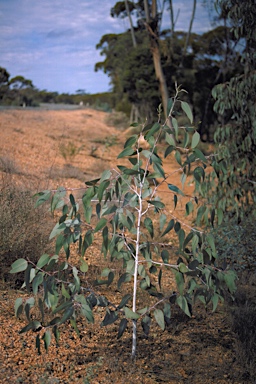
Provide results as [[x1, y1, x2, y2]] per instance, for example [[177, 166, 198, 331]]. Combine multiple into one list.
[[11, 85, 237, 358]]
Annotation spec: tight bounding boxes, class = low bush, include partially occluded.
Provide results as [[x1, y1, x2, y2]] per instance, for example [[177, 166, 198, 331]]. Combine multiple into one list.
[[0, 175, 53, 287]]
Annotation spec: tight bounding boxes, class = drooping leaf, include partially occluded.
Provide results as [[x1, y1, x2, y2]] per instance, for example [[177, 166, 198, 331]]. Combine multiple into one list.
[[32, 272, 44, 295], [36, 254, 50, 269], [158, 269, 162, 290], [101, 309, 118, 326], [94, 218, 108, 233], [117, 294, 132, 309], [141, 315, 151, 336], [175, 271, 184, 295], [43, 330, 51, 351], [117, 273, 131, 290], [161, 249, 169, 263], [193, 148, 207, 163], [80, 259, 88, 273], [144, 217, 154, 238], [36, 334, 41, 355], [34, 190, 51, 208], [14, 298, 23, 318], [154, 308, 165, 330], [144, 122, 161, 140], [191, 131, 200, 149], [161, 219, 174, 237], [177, 296, 191, 317], [224, 270, 237, 294], [117, 318, 128, 339], [100, 169, 112, 182], [181, 101, 193, 123]]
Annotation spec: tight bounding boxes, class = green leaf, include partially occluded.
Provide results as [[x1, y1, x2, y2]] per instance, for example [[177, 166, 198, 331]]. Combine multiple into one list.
[[175, 271, 184, 295], [167, 97, 173, 116], [147, 200, 165, 209], [176, 295, 191, 317], [81, 304, 94, 323], [172, 117, 179, 139], [97, 180, 110, 202], [124, 135, 138, 148], [165, 133, 176, 147], [224, 270, 237, 294], [164, 145, 175, 158], [144, 122, 161, 140], [107, 271, 114, 286], [217, 208, 224, 226], [117, 318, 128, 339], [59, 306, 74, 325], [144, 217, 154, 238], [158, 269, 162, 290], [80, 259, 88, 273], [159, 214, 166, 231], [61, 284, 70, 299], [34, 190, 51, 208], [181, 101, 193, 123], [117, 147, 136, 159], [10, 258, 28, 274], [14, 298, 23, 318], [185, 201, 194, 216], [32, 272, 44, 295], [212, 293, 219, 312], [179, 262, 188, 273], [124, 307, 140, 320], [43, 330, 51, 352], [191, 131, 200, 149], [49, 222, 66, 240], [154, 309, 165, 330], [193, 148, 207, 163], [100, 169, 112, 182], [161, 219, 174, 237], [168, 184, 184, 196], [194, 167, 205, 183], [36, 334, 41, 355], [117, 294, 132, 309], [141, 315, 151, 336], [19, 320, 42, 334], [101, 310, 118, 326], [94, 218, 107, 233], [117, 273, 131, 290], [36, 254, 50, 269], [161, 249, 169, 263]]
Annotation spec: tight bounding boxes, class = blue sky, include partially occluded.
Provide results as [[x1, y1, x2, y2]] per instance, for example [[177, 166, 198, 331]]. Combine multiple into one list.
[[0, 0, 214, 94]]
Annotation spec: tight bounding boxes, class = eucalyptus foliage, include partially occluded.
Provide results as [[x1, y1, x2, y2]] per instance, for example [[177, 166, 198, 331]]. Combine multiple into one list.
[[11, 86, 236, 358], [197, 0, 256, 220]]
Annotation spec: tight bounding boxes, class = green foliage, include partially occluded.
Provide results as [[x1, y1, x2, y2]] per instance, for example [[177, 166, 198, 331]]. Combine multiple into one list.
[[198, 0, 256, 220], [11, 86, 236, 358]]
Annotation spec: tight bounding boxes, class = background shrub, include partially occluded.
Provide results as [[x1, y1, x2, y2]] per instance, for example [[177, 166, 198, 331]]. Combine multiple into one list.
[[0, 175, 53, 287]]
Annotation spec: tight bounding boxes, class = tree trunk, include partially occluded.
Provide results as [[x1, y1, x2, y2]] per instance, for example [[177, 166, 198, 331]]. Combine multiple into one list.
[[182, 0, 197, 64], [144, 0, 169, 117], [125, 0, 137, 47]]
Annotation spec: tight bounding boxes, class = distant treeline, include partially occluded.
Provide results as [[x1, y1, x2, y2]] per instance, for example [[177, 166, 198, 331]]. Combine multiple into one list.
[[0, 67, 115, 112]]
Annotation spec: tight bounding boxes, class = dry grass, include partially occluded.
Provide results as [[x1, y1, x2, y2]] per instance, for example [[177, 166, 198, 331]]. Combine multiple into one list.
[[0, 174, 54, 287]]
